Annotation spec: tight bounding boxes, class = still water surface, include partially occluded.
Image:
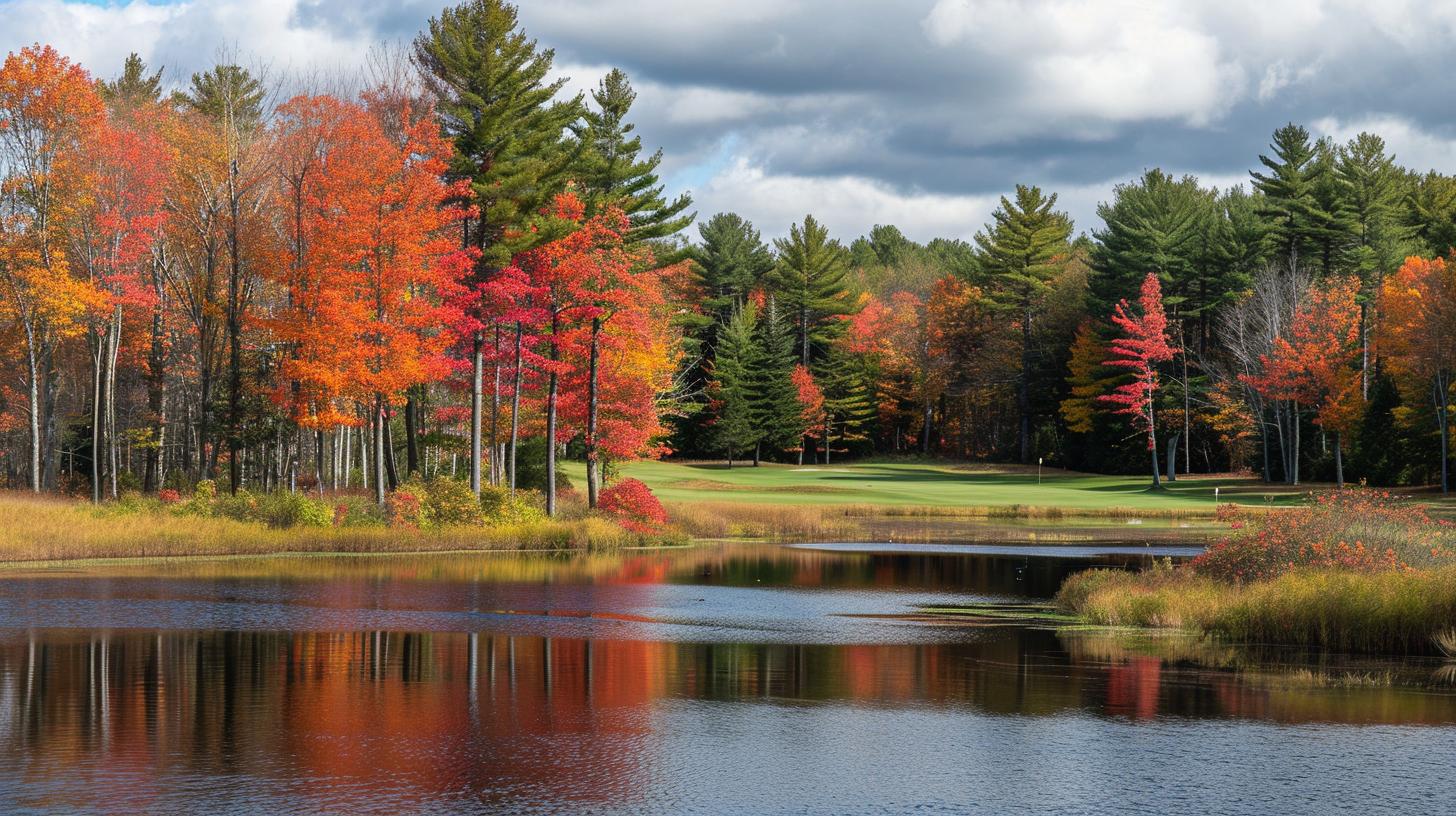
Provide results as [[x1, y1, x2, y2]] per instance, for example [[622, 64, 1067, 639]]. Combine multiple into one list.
[[1, 542, 1453, 814]]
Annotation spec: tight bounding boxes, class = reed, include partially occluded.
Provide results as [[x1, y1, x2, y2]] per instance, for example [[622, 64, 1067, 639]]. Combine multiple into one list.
[[0, 491, 677, 564], [1057, 565, 1456, 654]]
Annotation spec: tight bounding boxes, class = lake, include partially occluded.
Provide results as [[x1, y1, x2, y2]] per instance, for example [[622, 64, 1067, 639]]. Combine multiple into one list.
[[1, 540, 1453, 814]]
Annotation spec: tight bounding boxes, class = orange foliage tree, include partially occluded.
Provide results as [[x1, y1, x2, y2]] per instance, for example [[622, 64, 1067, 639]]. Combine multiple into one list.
[[0, 45, 107, 491], [1380, 256, 1456, 493]]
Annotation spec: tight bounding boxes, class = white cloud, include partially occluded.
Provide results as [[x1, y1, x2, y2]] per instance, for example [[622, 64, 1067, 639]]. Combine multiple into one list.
[[693, 156, 1000, 243], [1312, 115, 1456, 175], [7, 0, 1456, 245]]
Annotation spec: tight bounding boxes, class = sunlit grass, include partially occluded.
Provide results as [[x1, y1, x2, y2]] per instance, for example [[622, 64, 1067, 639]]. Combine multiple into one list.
[[1057, 565, 1456, 654], [0, 491, 674, 564], [620, 458, 1314, 512]]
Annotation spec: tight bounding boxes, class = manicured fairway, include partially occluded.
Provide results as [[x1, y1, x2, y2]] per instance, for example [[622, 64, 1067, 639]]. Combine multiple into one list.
[[616, 459, 1305, 511]]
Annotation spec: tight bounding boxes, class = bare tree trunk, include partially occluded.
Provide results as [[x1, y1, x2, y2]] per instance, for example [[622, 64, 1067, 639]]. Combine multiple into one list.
[[922, 400, 933, 454], [1165, 432, 1180, 483], [373, 397, 386, 507], [405, 390, 421, 477], [545, 310, 560, 516], [509, 323, 523, 493], [91, 331, 105, 504], [469, 331, 482, 493], [24, 324, 41, 493], [489, 327, 501, 487], [1436, 374, 1450, 494], [586, 317, 602, 508], [106, 309, 121, 499], [1148, 407, 1161, 489], [383, 408, 400, 491], [1019, 302, 1032, 464], [1334, 430, 1344, 488]]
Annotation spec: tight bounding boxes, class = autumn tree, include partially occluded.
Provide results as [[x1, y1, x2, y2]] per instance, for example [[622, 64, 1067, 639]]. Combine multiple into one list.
[[1099, 273, 1175, 487], [1243, 275, 1362, 486], [414, 0, 583, 493], [178, 61, 272, 493], [0, 45, 107, 491], [1380, 256, 1456, 493]]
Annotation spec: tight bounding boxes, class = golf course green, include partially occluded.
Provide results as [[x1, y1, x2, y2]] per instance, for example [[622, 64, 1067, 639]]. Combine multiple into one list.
[[617, 459, 1305, 511]]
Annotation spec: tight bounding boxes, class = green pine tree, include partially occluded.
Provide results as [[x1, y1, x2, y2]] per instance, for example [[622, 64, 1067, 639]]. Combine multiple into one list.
[[766, 214, 857, 368], [100, 53, 163, 111], [1090, 169, 1208, 313], [414, 0, 584, 269], [818, 346, 876, 464], [1404, 171, 1456, 257], [751, 296, 806, 462], [1336, 132, 1409, 284], [712, 302, 763, 467], [974, 184, 1073, 463], [176, 64, 265, 130], [577, 68, 694, 246], [1250, 123, 1335, 269]]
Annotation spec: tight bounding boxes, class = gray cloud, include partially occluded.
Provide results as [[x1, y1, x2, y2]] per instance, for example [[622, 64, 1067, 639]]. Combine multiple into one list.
[[5, 0, 1456, 240]]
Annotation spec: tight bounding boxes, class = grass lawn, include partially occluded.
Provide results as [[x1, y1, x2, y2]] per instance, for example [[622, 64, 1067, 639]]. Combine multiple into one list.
[[616, 459, 1312, 512]]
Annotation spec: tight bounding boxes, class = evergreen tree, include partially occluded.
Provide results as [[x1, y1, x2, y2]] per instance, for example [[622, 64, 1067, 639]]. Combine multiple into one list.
[[414, 0, 582, 268], [1336, 132, 1409, 396], [689, 213, 774, 336], [974, 184, 1073, 462], [1250, 124, 1335, 268], [818, 345, 877, 464], [577, 68, 694, 246], [1404, 171, 1456, 257], [1091, 170, 1208, 313], [1333, 132, 1406, 278], [767, 214, 857, 368], [100, 53, 162, 110], [1350, 368, 1407, 485], [711, 302, 762, 466], [413, 0, 583, 492], [177, 64, 265, 129], [752, 297, 806, 462]]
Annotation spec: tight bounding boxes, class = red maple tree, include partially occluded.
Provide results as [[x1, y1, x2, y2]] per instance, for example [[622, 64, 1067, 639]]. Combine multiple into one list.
[[1099, 273, 1175, 487]]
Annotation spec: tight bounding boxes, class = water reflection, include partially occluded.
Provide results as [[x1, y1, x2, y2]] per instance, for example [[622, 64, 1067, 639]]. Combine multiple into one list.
[[2, 543, 1455, 814]]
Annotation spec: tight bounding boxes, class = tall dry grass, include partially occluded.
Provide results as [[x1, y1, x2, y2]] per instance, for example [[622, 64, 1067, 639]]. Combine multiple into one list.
[[1057, 565, 1456, 654], [0, 492, 673, 564]]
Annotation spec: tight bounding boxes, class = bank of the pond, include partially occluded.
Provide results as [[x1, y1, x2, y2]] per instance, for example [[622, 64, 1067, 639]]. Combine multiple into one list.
[[1050, 488, 1456, 656], [0, 491, 685, 564], [1056, 566, 1456, 655]]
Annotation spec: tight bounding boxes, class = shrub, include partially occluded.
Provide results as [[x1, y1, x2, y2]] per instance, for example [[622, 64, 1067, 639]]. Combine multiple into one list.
[[158, 488, 182, 505], [479, 484, 547, 526], [1194, 488, 1455, 581], [418, 477, 483, 528], [598, 478, 667, 533], [387, 487, 422, 528], [252, 491, 332, 529], [330, 495, 387, 528]]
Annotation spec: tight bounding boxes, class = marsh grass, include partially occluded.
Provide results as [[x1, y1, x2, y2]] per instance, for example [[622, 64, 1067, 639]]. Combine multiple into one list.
[[0, 492, 679, 564], [1057, 566, 1456, 654]]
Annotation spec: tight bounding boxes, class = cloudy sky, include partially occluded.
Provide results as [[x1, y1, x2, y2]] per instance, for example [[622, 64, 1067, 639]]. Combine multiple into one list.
[[6, 0, 1456, 243]]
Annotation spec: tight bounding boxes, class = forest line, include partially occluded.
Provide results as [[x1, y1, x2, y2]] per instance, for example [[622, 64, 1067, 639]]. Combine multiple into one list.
[[2, 0, 1455, 515]]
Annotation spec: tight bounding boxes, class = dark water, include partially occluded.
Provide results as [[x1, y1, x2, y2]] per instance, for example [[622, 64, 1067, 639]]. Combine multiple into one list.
[[1, 543, 1453, 815]]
